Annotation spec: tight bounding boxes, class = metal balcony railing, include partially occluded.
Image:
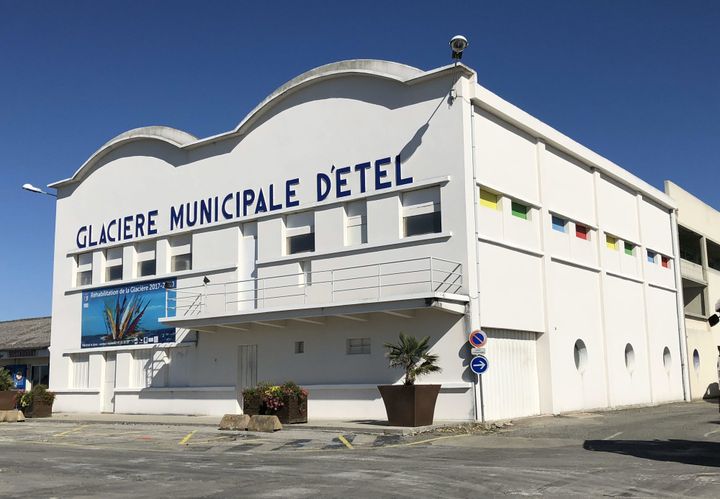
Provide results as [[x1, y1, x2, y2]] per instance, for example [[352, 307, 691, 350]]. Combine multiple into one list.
[[166, 257, 463, 318]]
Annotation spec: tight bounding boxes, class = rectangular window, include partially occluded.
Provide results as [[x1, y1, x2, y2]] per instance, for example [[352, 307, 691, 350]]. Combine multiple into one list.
[[661, 256, 670, 268], [76, 252, 93, 287], [136, 241, 157, 277], [624, 242, 635, 256], [511, 201, 529, 220], [575, 224, 589, 241], [345, 200, 367, 245], [104, 247, 123, 282], [402, 187, 441, 237], [606, 235, 618, 250], [346, 337, 371, 355], [286, 211, 315, 255], [294, 341, 305, 354], [70, 354, 89, 388], [479, 188, 499, 210], [170, 235, 192, 272], [551, 215, 567, 233], [647, 250, 657, 264]]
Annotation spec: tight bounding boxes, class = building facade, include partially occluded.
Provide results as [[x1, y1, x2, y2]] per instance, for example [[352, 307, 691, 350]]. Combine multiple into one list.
[[665, 181, 720, 400], [0, 317, 51, 390], [48, 60, 688, 419]]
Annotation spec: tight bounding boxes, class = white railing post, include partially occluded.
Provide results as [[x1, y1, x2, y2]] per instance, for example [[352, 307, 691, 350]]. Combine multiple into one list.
[[330, 269, 335, 302], [429, 257, 435, 292], [377, 263, 382, 299], [224, 283, 228, 313]]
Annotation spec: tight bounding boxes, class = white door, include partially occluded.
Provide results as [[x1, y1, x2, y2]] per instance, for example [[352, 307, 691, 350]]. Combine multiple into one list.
[[481, 329, 540, 421], [237, 345, 258, 412], [102, 352, 117, 413]]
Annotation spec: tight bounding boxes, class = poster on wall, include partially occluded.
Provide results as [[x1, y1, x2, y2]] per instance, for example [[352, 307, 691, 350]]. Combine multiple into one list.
[[5, 365, 27, 390], [81, 278, 176, 348]]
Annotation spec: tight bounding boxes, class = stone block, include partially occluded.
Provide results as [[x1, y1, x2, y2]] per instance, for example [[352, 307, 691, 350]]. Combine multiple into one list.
[[218, 414, 251, 431], [0, 410, 25, 423], [247, 415, 282, 432]]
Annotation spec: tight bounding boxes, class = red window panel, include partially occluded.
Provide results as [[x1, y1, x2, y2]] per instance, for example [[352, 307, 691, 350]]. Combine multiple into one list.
[[661, 256, 670, 268], [576, 224, 589, 240]]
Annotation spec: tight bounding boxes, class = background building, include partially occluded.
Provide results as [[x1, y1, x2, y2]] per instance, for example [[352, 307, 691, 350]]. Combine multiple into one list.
[[665, 181, 720, 399], [47, 60, 688, 419], [0, 317, 51, 390]]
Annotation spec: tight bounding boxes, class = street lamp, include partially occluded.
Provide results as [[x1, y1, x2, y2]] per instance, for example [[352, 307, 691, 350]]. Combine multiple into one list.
[[22, 183, 56, 197]]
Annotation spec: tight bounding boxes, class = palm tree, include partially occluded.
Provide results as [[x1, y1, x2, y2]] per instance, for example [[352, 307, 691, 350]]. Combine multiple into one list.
[[384, 333, 441, 385]]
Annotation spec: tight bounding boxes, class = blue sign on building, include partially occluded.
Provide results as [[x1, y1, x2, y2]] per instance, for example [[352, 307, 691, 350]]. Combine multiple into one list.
[[470, 355, 489, 375]]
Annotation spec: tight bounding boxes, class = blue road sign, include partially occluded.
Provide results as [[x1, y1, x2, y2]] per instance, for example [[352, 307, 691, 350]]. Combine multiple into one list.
[[468, 330, 488, 348], [470, 355, 489, 375]]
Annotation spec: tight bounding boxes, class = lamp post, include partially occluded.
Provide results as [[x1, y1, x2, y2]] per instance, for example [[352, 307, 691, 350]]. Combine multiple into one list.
[[22, 183, 56, 197]]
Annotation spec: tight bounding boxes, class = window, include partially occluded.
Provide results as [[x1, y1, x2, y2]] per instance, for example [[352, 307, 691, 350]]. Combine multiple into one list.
[[551, 215, 567, 233], [170, 235, 192, 272], [402, 187, 441, 237], [661, 256, 670, 269], [294, 341, 305, 354], [573, 339, 587, 373], [663, 346, 672, 373], [76, 252, 93, 287], [479, 188, 499, 210], [624, 343, 635, 373], [692, 349, 700, 372], [606, 235, 618, 250], [104, 247, 123, 282], [511, 201, 529, 220], [136, 241, 156, 277], [346, 337, 371, 355], [132, 349, 168, 388], [345, 200, 367, 245], [575, 224, 589, 241], [70, 354, 89, 388], [647, 250, 657, 264], [624, 242, 635, 256], [286, 212, 315, 255]]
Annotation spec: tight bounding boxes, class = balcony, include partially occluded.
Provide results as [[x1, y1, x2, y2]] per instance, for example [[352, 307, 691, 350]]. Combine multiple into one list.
[[680, 259, 705, 284], [161, 257, 468, 331]]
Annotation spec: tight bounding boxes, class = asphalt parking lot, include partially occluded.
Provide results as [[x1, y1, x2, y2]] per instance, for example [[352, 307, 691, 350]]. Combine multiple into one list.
[[1, 400, 719, 498]]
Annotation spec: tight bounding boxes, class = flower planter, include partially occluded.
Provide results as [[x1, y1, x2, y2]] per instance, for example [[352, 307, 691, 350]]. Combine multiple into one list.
[[243, 394, 307, 424], [0, 391, 18, 410], [377, 384, 441, 427], [24, 400, 53, 418]]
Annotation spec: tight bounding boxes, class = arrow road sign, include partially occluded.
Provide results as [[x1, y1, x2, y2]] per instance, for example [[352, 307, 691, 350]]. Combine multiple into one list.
[[470, 355, 489, 375], [469, 330, 488, 348]]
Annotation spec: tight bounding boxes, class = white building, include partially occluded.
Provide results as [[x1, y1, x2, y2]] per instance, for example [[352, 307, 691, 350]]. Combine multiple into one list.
[[48, 60, 689, 420], [665, 181, 720, 400]]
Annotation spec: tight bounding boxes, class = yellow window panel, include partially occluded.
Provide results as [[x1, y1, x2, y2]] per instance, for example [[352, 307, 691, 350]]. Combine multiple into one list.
[[479, 189, 499, 210], [606, 235, 618, 250]]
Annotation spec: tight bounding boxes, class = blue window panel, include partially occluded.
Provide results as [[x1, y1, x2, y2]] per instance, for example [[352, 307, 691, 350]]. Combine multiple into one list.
[[551, 216, 566, 233], [647, 250, 657, 263]]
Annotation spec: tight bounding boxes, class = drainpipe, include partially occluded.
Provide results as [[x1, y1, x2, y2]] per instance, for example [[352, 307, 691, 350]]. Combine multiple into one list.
[[670, 208, 690, 401]]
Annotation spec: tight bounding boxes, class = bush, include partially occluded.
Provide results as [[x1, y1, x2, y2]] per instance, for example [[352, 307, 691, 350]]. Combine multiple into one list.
[[242, 381, 308, 412], [0, 368, 13, 391], [20, 385, 56, 409]]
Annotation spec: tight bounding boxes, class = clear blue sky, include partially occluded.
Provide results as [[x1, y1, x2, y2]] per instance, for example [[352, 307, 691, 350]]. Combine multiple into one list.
[[1, 0, 718, 321]]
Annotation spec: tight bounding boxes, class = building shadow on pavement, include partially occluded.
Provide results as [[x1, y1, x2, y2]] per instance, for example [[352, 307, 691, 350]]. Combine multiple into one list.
[[583, 440, 720, 468]]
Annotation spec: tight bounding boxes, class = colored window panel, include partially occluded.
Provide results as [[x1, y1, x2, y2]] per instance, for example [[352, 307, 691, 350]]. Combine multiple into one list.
[[647, 250, 657, 263], [576, 224, 589, 240], [606, 235, 618, 250], [661, 256, 670, 268], [511, 201, 529, 220], [624, 243, 635, 256], [551, 215, 566, 233], [479, 189, 499, 210]]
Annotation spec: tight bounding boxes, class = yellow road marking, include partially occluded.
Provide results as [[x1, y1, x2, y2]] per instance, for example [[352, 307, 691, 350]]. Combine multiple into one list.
[[53, 424, 90, 438], [178, 430, 197, 445], [337, 435, 354, 449]]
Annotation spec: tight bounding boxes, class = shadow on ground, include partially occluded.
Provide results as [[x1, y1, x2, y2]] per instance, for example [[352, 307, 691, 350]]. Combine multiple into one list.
[[583, 440, 720, 467]]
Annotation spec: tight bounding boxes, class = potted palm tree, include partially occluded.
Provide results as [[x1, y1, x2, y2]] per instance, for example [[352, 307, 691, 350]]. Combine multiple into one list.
[[0, 368, 18, 410], [378, 333, 442, 427]]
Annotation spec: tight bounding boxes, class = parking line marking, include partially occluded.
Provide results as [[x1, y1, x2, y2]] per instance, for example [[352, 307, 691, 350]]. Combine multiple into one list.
[[604, 432, 623, 440], [703, 428, 720, 438], [179, 430, 197, 445], [337, 435, 354, 449], [53, 425, 90, 438]]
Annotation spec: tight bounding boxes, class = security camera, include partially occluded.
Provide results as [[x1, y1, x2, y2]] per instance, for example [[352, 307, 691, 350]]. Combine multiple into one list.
[[450, 35, 468, 60]]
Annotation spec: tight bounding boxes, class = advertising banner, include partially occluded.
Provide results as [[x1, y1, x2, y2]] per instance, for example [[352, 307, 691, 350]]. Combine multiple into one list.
[[81, 278, 176, 348]]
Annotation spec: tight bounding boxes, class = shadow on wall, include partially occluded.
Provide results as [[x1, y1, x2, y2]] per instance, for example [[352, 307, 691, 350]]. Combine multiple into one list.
[[583, 439, 720, 468]]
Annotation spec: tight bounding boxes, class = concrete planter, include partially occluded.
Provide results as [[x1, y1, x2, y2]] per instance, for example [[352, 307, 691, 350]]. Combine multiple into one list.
[[378, 384, 441, 427], [243, 394, 307, 424], [24, 400, 53, 418], [0, 391, 18, 411]]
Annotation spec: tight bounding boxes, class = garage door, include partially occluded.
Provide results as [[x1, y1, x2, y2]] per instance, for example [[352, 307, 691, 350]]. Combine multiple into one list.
[[480, 328, 540, 421]]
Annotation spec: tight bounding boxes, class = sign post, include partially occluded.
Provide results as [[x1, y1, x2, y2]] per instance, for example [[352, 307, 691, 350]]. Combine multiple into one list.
[[467, 330, 489, 422]]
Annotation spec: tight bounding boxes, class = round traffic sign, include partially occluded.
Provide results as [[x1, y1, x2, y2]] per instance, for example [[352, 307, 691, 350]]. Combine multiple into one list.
[[468, 330, 488, 348], [470, 355, 489, 375]]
